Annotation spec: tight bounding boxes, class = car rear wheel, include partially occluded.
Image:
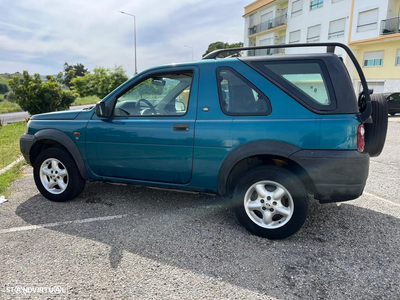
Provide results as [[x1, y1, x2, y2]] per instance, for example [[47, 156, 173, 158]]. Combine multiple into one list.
[[233, 166, 308, 239], [33, 148, 86, 202], [364, 94, 388, 157]]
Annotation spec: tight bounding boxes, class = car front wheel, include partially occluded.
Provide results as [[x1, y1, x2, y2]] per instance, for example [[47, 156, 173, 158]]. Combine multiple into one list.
[[233, 166, 308, 239], [33, 148, 85, 202]]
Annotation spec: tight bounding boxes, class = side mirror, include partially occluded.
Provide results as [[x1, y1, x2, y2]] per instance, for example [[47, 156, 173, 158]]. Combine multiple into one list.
[[152, 79, 166, 86], [95, 101, 107, 117], [175, 100, 185, 112]]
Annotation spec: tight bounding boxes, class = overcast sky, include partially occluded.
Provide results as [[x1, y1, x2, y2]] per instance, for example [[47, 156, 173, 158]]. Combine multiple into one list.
[[0, 0, 246, 76]]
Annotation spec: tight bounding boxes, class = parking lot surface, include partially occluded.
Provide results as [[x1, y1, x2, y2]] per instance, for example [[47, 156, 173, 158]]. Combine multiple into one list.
[[1, 119, 400, 299]]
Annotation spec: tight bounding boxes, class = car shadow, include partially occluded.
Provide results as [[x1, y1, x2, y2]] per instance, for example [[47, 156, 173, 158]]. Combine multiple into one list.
[[15, 182, 400, 299]]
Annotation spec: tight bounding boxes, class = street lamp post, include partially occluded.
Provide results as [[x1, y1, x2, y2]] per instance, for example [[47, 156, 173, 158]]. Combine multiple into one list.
[[119, 11, 137, 75], [184, 45, 193, 61]]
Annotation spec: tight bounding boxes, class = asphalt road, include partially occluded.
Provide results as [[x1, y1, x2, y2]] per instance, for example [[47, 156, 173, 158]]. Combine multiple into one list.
[[0, 104, 94, 124], [0, 121, 399, 299]]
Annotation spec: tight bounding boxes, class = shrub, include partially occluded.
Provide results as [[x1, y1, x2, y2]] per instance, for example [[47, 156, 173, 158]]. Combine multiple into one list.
[[8, 71, 76, 115]]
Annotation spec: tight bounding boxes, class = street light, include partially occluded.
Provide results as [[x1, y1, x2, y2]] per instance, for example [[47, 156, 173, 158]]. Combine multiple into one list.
[[184, 45, 193, 61], [119, 11, 137, 75]]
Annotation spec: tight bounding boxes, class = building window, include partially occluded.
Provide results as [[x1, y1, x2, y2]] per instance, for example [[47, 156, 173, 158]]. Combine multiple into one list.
[[257, 38, 273, 56], [291, 0, 303, 17], [357, 8, 379, 32], [249, 13, 255, 27], [310, 0, 323, 10], [307, 24, 321, 42], [260, 11, 273, 31], [332, 0, 343, 3], [396, 49, 400, 66], [289, 30, 301, 43], [363, 51, 384, 67], [328, 18, 346, 39]]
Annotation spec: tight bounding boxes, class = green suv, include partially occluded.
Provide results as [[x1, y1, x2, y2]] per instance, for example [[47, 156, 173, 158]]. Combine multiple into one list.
[[20, 43, 388, 239]]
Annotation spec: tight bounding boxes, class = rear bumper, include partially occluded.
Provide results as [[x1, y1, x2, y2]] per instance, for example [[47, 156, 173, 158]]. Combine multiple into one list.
[[290, 150, 369, 203], [20, 133, 37, 166]]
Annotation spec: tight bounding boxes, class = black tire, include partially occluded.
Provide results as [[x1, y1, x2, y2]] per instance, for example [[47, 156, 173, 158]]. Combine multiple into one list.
[[390, 113, 396, 116], [364, 94, 388, 157], [233, 166, 308, 240], [33, 148, 86, 202]]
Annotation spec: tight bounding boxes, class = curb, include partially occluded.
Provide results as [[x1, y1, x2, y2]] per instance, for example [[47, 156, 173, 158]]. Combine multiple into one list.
[[0, 156, 24, 176]]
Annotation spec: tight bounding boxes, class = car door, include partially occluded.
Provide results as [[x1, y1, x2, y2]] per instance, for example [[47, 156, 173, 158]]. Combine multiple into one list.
[[85, 67, 198, 184]]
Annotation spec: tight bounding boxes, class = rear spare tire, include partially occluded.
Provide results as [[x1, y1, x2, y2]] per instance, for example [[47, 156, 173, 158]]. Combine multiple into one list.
[[364, 94, 388, 157]]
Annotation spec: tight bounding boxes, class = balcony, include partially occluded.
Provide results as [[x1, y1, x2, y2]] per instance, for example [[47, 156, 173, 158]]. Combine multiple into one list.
[[380, 16, 400, 35], [248, 14, 287, 36]]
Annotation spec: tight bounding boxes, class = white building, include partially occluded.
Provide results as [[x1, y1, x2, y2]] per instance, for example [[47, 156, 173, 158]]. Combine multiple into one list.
[[243, 0, 400, 92]]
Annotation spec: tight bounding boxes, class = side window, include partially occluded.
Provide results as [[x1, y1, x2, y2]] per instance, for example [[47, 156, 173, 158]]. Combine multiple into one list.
[[113, 71, 193, 117], [258, 61, 332, 106], [217, 67, 271, 116]]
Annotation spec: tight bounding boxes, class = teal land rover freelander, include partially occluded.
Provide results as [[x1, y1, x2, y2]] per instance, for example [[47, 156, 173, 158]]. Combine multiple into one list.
[[20, 43, 388, 239]]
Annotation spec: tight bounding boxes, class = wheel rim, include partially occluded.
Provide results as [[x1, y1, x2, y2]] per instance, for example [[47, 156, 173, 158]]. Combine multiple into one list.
[[244, 180, 294, 229], [39, 158, 69, 195]]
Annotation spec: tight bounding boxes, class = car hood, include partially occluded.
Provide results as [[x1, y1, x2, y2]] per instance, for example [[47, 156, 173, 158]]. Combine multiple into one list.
[[30, 110, 82, 120]]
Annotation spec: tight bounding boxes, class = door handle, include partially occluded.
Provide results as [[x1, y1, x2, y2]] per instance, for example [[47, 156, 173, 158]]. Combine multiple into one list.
[[173, 124, 190, 131]]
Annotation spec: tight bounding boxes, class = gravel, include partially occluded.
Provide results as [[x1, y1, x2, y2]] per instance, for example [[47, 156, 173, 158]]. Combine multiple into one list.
[[0, 122, 399, 299]]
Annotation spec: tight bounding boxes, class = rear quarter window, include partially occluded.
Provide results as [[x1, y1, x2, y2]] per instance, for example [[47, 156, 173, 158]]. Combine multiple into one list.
[[251, 60, 337, 111]]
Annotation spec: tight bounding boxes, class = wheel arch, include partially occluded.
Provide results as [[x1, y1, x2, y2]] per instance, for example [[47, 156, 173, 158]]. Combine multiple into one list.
[[218, 140, 315, 197], [30, 129, 88, 180]]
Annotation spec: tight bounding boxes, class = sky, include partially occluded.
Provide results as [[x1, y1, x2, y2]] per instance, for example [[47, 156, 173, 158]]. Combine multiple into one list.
[[0, 0, 247, 76]]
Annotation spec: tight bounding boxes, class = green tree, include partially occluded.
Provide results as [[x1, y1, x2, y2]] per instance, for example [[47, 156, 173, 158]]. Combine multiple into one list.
[[62, 69, 76, 88], [4, 91, 16, 103], [0, 83, 8, 94], [64, 62, 88, 77], [202, 42, 244, 58], [72, 65, 129, 99], [62, 62, 88, 88], [8, 71, 77, 115]]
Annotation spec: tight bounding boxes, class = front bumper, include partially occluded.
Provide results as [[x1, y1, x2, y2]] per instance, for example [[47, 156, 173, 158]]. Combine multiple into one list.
[[290, 150, 370, 203], [20, 133, 37, 166]]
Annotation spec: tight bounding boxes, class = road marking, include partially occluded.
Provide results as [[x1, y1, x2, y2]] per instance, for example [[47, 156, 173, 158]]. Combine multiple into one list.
[[0, 214, 128, 234], [364, 192, 400, 208]]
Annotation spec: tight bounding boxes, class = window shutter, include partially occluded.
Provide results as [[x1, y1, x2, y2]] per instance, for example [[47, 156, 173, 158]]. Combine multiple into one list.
[[357, 9, 379, 31], [292, 0, 303, 12], [364, 51, 384, 60], [307, 24, 321, 41], [329, 18, 346, 38], [329, 18, 346, 34], [289, 30, 301, 43], [261, 11, 273, 24], [291, 0, 303, 16]]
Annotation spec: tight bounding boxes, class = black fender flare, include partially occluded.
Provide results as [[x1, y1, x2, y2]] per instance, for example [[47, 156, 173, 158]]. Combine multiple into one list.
[[218, 140, 302, 196], [33, 129, 88, 179]]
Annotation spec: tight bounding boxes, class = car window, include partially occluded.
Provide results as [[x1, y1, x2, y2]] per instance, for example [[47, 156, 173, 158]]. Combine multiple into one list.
[[250, 60, 337, 111], [114, 72, 193, 117], [217, 67, 271, 116], [263, 62, 331, 105]]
